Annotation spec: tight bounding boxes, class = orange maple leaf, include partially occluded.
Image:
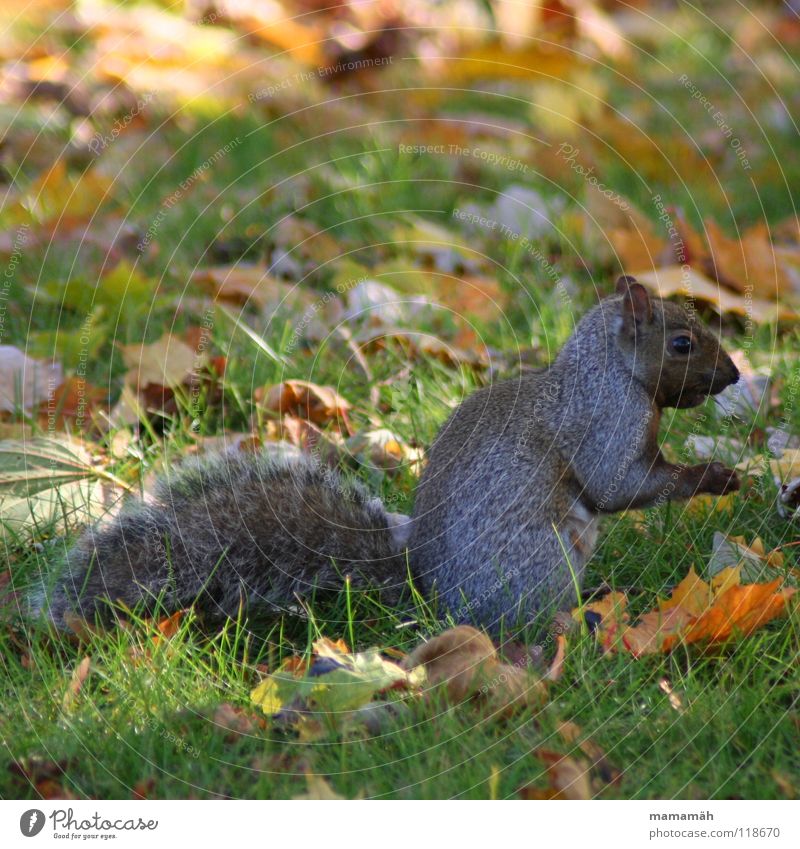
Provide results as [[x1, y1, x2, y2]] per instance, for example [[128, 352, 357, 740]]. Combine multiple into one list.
[[578, 564, 796, 657]]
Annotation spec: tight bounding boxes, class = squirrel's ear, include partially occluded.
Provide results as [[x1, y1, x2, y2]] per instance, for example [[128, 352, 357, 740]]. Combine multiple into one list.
[[615, 274, 639, 295], [619, 280, 653, 329]]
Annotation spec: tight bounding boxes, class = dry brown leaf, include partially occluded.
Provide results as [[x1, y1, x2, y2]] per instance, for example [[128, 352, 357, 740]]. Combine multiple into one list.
[[274, 216, 341, 266], [118, 334, 200, 390], [405, 626, 546, 713], [190, 266, 307, 311], [545, 634, 567, 681], [38, 376, 107, 431], [435, 274, 507, 321], [557, 720, 622, 787], [608, 224, 670, 274], [405, 626, 497, 703], [705, 219, 799, 299], [62, 656, 91, 711], [256, 380, 352, 428], [213, 703, 258, 741], [521, 750, 592, 800]]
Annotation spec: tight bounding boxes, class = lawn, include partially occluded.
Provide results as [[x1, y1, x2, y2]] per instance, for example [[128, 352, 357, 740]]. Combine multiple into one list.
[[1, 0, 798, 800]]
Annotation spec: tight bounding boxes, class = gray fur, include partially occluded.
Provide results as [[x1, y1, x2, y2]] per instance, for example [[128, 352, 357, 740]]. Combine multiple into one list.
[[408, 290, 739, 632], [40, 453, 406, 627]]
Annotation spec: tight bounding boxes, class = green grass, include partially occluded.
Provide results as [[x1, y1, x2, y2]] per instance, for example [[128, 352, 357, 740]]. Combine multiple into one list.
[[2, 1, 800, 800]]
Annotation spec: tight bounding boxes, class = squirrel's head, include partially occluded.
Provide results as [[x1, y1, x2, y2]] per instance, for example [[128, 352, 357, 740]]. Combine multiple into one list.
[[613, 275, 739, 409]]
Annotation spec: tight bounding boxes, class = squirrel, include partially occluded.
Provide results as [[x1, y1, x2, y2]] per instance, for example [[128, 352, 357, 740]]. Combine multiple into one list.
[[33, 276, 741, 633]]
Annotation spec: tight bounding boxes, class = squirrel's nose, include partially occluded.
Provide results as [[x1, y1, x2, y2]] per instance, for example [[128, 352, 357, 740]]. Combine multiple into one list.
[[728, 364, 740, 384]]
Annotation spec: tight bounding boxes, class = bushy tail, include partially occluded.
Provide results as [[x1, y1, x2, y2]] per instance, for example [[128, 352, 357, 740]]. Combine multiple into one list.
[[32, 453, 409, 628]]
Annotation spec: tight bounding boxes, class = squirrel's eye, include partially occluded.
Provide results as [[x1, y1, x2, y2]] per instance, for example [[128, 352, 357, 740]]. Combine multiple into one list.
[[671, 335, 693, 355]]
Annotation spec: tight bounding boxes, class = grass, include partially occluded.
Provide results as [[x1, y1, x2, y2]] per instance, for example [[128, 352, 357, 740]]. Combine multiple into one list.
[[2, 1, 800, 800]]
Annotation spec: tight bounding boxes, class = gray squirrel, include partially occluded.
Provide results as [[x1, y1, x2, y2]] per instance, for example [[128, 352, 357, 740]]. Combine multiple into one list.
[[34, 277, 741, 632]]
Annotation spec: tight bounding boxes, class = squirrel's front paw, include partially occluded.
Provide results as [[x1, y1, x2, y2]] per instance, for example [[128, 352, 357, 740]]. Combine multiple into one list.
[[694, 461, 740, 495]]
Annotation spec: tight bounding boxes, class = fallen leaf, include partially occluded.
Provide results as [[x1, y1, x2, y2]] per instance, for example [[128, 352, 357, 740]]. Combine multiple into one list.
[[0, 346, 62, 412], [0, 437, 128, 540], [251, 644, 418, 717], [404, 625, 546, 713], [62, 656, 91, 711], [38, 376, 107, 431], [545, 634, 567, 681], [9, 758, 78, 800], [132, 779, 156, 800], [573, 590, 628, 630], [256, 380, 352, 428], [770, 449, 800, 481], [313, 636, 351, 657], [190, 265, 305, 311], [293, 773, 347, 800], [118, 333, 200, 390], [152, 610, 186, 645], [660, 566, 715, 618], [344, 428, 423, 475], [705, 219, 800, 299], [635, 266, 796, 322], [521, 750, 592, 800], [5, 159, 113, 233], [618, 605, 695, 657], [708, 533, 792, 585], [663, 578, 795, 650], [557, 720, 622, 786], [607, 222, 670, 274], [213, 703, 258, 741], [598, 566, 797, 656]]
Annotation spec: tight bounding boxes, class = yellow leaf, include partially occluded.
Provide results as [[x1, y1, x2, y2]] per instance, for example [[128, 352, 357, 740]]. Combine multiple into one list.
[[634, 266, 796, 322], [7, 160, 113, 230], [250, 676, 284, 716], [572, 591, 628, 627], [770, 449, 800, 480], [710, 565, 742, 597], [659, 566, 712, 618]]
